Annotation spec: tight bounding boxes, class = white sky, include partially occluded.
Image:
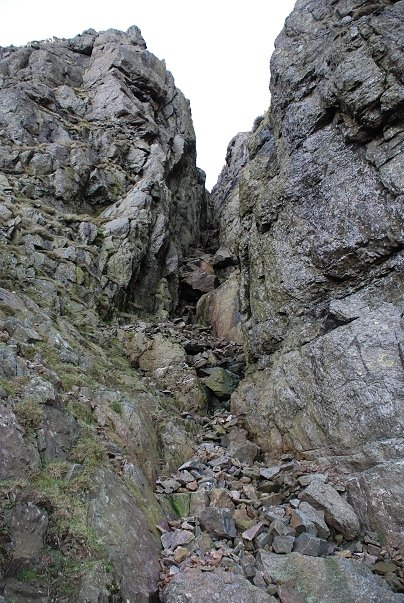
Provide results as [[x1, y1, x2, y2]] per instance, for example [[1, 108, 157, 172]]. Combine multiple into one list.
[[0, 0, 296, 189]]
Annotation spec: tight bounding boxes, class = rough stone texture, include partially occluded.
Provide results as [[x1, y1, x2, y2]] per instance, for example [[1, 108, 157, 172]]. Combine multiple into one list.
[[260, 552, 404, 603], [209, 132, 249, 254], [163, 567, 275, 603], [199, 507, 237, 539], [0, 26, 205, 317], [299, 479, 360, 540], [0, 404, 40, 479], [226, 0, 404, 545], [196, 272, 243, 343], [4, 502, 48, 560], [88, 468, 161, 602]]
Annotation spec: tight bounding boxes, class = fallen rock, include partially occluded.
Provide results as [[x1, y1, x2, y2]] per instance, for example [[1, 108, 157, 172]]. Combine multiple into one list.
[[299, 479, 360, 540], [260, 552, 404, 603], [163, 567, 276, 602], [199, 507, 237, 539], [293, 533, 328, 557]]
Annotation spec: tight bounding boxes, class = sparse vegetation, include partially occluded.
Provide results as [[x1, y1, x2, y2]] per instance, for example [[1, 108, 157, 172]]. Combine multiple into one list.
[[13, 397, 44, 431]]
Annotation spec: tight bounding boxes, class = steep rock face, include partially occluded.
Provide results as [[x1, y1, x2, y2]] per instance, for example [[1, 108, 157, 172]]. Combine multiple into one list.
[[217, 0, 404, 545], [0, 27, 206, 602], [0, 26, 205, 316]]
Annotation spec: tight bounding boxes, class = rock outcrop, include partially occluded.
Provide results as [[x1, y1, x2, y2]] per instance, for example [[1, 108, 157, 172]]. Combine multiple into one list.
[[0, 26, 205, 317], [210, 0, 404, 547], [1, 2, 404, 602], [0, 26, 206, 602]]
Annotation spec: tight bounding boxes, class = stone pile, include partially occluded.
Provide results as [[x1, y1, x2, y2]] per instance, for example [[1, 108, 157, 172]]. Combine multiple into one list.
[[156, 411, 404, 602]]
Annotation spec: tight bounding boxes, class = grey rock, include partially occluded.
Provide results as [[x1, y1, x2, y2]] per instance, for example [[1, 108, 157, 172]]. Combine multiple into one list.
[[226, 427, 259, 465], [289, 508, 318, 536], [196, 273, 243, 344], [260, 466, 282, 480], [88, 468, 161, 602], [38, 406, 79, 461], [299, 479, 360, 540], [209, 132, 249, 253], [298, 501, 330, 539], [272, 535, 295, 554], [224, 0, 404, 546], [199, 507, 237, 539], [2, 578, 49, 603], [202, 367, 239, 398], [4, 502, 48, 559], [292, 533, 328, 557], [0, 404, 40, 479], [0, 345, 25, 378], [163, 568, 275, 603], [260, 552, 404, 603], [161, 529, 194, 550]]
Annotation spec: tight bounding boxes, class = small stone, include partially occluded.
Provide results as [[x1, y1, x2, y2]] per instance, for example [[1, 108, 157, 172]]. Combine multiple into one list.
[[260, 466, 282, 480], [272, 535, 295, 554], [174, 546, 189, 563], [263, 506, 286, 523], [255, 532, 272, 548], [373, 561, 397, 575], [269, 519, 295, 538], [176, 470, 196, 484], [299, 479, 359, 540], [161, 529, 195, 550], [289, 509, 317, 536], [186, 481, 198, 491], [289, 499, 300, 508], [209, 488, 236, 513], [298, 502, 330, 539], [293, 533, 328, 557], [160, 478, 181, 493], [242, 522, 265, 541], [169, 565, 180, 576], [199, 507, 237, 539], [367, 543, 382, 556], [234, 509, 255, 531], [335, 550, 352, 559]]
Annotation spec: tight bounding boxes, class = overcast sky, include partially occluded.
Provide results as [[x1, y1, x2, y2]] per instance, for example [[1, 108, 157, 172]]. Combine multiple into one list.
[[0, 0, 296, 189]]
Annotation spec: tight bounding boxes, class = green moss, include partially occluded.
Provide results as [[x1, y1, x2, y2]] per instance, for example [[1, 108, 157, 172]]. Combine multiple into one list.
[[17, 568, 40, 582], [111, 400, 122, 415], [0, 377, 16, 396], [31, 463, 103, 558]]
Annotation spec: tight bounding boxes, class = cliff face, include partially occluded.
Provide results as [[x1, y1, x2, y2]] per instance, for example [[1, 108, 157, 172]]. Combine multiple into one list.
[[0, 27, 206, 602], [1, 4, 404, 602], [0, 26, 205, 317], [212, 0, 404, 545]]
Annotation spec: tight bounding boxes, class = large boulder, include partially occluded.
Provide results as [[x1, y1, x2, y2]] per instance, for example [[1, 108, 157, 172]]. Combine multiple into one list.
[[222, 0, 404, 545], [88, 468, 162, 602], [163, 568, 275, 603], [260, 552, 404, 603]]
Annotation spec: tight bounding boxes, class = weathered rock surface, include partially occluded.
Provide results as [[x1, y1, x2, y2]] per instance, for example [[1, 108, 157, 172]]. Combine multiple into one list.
[[88, 468, 161, 602], [220, 0, 404, 545], [260, 552, 404, 603], [0, 26, 205, 317], [163, 568, 275, 603]]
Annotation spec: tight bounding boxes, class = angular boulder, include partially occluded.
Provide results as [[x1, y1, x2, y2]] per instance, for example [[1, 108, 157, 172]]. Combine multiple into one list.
[[260, 552, 404, 603]]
